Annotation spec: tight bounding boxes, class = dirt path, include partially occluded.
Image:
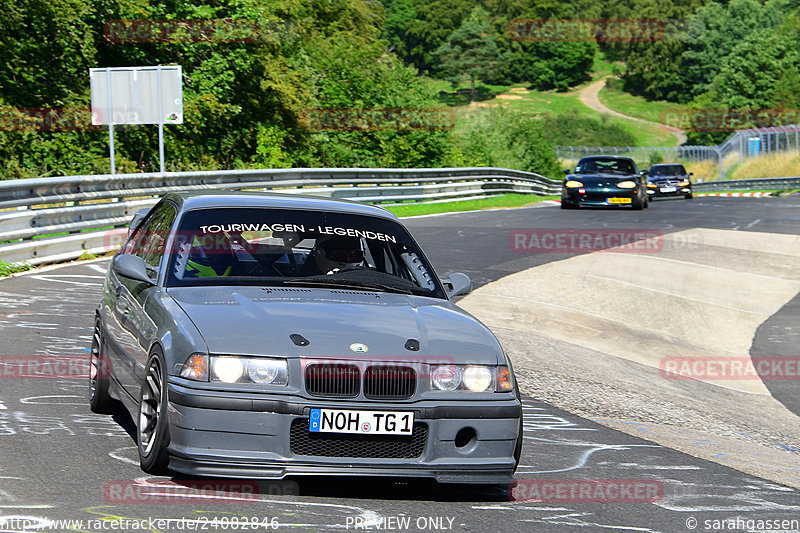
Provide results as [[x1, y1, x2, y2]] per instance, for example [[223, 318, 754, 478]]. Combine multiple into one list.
[[579, 76, 687, 145]]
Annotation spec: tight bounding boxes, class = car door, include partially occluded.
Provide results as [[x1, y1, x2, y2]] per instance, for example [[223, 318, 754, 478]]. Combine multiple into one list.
[[109, 201, 177, 399]]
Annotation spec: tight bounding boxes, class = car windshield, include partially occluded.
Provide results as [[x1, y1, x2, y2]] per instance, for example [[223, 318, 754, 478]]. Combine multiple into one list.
[[574, 158, 636, 175], [650, 165, 687, 176], [166, 207, 444, 298]]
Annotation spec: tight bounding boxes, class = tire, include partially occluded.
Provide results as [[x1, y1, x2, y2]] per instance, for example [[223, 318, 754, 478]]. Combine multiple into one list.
[[643, 196, 650, 208], [685, 193, 693, 199], [560, 201, 575, 209], [89, 318, 116, 414], [138, 348, 171, 474], [632, 196, 644, 210]]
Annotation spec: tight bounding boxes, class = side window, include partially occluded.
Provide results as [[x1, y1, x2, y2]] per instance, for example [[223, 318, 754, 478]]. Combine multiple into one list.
[[124, 202, 177, 273]]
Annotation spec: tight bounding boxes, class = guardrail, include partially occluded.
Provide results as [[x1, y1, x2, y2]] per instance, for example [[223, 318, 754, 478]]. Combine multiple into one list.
[[693, 176, 800, 191], [0, 167, 561, 266]]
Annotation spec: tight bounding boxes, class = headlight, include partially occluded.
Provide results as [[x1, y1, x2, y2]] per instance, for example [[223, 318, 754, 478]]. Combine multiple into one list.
[[565, 180, 583, 188], [430, 364, 508, 392], [212, 357, 244, 383], [247, 358, 287, 385], [208, 356, 288, 386], [616, 181, 637, 189], [647, 182, 657, 188], [431, 365, 462, 391], [463, 366, 493, 392], [678, 180, 690, 186]]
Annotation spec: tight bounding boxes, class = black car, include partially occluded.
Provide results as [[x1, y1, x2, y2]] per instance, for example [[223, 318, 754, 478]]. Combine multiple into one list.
[[647, 163, 693, 199], [562, 156, 649, 210]]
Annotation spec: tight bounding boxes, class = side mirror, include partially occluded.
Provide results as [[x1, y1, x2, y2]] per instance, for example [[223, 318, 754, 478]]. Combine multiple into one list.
[[689, 172, 694, 176], [128, 207, 152, 234], [441, 272, 472, 298], [112, 254, 154, 285], [563, 169, 571, 175], [640, 170, 648, 175]]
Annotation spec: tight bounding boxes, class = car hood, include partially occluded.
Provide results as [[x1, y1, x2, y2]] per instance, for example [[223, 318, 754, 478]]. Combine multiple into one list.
[[167, 286, 503, 364]]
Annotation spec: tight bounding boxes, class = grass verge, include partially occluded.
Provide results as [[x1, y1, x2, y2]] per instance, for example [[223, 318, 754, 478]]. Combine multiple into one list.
[[385, 193, 557, 217], [0, 260, 35, 277], [598, 84, 685, 126]]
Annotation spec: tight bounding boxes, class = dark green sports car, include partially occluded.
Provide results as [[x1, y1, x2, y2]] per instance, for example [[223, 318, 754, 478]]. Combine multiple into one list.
[[561, 156, 649, 210]]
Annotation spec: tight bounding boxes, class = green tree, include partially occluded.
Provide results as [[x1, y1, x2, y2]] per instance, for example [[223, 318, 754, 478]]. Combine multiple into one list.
[[396, 0, 472, 72], [614, 0, 705, 102], [433, 7, 504, 104], [0, 0, 97, 106], [483, 0, 595, 90], [680, 0, 786, 101], [711, 31, 800, 109], [456, 108, 561, 177]]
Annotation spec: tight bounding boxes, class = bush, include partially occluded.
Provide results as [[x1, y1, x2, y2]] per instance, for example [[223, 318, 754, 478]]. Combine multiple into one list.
[[455, 108, 561, 178], [539, 109, 637, 147]]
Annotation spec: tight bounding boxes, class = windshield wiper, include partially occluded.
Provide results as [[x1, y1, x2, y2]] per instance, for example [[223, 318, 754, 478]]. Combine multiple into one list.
[[282, 278, 413, 295]]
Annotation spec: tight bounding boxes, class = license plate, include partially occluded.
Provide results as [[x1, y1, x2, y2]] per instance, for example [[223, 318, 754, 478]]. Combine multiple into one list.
[[309, 408, 414, 435], [607, 197, 631, 204], [660, 187, 676, 193]]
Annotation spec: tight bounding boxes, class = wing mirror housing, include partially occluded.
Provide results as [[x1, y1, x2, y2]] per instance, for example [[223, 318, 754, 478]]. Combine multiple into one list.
[[112, 254, 154, 284], [441, 272, 472, 298], [128, 207, 153, 235]]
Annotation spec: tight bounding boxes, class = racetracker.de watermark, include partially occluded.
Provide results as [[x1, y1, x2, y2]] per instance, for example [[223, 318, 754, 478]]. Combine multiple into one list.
[[660, 356, 800, 381], [509, 229, 664, 253], [104, 19, 296, 44], [104, 479, 298, 504], [512, 479, 663, 503], [0, 355, 108, 380], [0, 106, 97, 132], [300, 108, 455, 132], [509, 18, 667, 42], [662, 108, 800, 132]]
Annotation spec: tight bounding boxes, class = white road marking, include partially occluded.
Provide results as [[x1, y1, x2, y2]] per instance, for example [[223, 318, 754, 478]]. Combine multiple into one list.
[[28, 274, 104, 287], [108, 447, 139, 466], [20, 395, 84, 405]]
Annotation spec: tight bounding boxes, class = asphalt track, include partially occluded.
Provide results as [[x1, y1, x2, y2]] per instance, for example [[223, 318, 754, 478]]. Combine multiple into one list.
[[1, 196, 799, 532]]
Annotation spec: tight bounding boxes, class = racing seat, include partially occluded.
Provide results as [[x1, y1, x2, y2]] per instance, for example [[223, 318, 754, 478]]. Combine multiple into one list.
[[184, 234, 236, 277]]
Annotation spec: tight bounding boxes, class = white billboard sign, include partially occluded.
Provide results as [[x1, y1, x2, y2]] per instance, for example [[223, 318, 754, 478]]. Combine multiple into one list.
[[90, 66, 183, 125], [89, 65, 183, 173]]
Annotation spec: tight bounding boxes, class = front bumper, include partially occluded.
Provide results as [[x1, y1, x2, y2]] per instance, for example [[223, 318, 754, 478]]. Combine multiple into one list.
[[562, 188, 639, 207], [647, 186, 692, 197], [166, 381, 522, 484]]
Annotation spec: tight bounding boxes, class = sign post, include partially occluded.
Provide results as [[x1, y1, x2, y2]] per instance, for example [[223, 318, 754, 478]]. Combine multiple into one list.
[[90, 66, 183, 174]]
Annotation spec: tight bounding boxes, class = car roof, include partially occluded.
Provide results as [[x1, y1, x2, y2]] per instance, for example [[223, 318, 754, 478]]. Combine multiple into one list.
[[649, 163, 685, 168], [162, 190, 398, 220], [577, 155, 636, 162]]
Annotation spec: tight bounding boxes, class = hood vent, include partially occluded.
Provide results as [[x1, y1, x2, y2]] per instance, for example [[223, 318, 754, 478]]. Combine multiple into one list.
[[262, 287, 312, 293]]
